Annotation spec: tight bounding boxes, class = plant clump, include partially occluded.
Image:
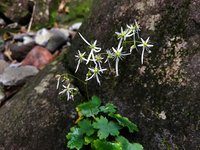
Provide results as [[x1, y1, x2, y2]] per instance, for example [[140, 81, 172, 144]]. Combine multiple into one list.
[[66, 96, 143, 150]]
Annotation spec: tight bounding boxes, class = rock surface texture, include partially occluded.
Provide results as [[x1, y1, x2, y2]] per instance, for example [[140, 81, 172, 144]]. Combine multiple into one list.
[[65, 0, 200, 149], [0, 0, 199, 150], [0, 62, 79, 150], [1, 0, 59, 25]]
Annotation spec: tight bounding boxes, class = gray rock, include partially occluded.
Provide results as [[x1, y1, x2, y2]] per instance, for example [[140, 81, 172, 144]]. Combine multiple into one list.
[[14, 32, 35, 42], [8, 41, 36, 62], [69, 22, 82, 31], [0, 65, 39, 86], [0, 87, 5, 104], [35, 28, 70, 53], [46, 28, 70, 53], [0, 19, 5, 26], [35, 28, 53, 46], [0, 39, 4, 52], [0, 60, 9, 74], [64, 0, 200, 149]]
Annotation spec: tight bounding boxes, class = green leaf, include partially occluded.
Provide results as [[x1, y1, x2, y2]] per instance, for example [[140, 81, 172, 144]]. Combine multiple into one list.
[[84, 135, 95, 145], [93, 116, 121, 139], [100, 103, 117, 113], [92, 140, 122, 150], [116, 136, 130, 150], [77, 96, 101, 117], [66, 127, 85, 150], [129, 143, 144, 150], [78, 119, 95, 136], [109, 114, 139, 133], [116, 136, 143, 150]]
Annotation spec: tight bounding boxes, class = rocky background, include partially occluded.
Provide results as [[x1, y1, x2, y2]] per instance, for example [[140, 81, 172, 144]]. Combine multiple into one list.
[[0, 0, 200, 150]]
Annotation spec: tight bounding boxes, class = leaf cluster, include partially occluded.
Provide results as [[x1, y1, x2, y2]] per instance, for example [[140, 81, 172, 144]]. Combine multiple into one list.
[[66, 96, 143, 150]]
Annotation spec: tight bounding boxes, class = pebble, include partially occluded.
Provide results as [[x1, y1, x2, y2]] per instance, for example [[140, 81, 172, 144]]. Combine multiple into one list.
[[21, 46, 53, 69], [35, 28, 53, 46], [0, 65, 39, 86], [0, 87, 5, 104], [8, 41, 36, 61], [46, 28, 70, 53], [69, 22, 82, 31], [0, 60, 9, 74]]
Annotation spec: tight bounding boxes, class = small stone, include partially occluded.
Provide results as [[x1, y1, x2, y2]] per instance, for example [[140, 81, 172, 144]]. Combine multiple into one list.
[[0, 39, 4, 52], [0, 65, 39, 86], [35, 28, 53, 46], [0, 87, 5, 104], [69, 22, 82, 31], [0, 60, 9, 74], [0, 19, 5, 26], [21, 46, 54, 69], [46, 28, 70, 53], [8, 41, 36, 61]]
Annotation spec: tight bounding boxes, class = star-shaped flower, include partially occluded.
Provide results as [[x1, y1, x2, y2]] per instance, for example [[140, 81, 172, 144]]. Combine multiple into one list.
[[75, 50, 86, 73], [111, 43, 130, 76], [86, 65, 107, 85], [137, 37, 153, 64], [59, 84, 78, 101], [115, 27, 132, 46], [134, 20, 141, 38], [94, 54, 104, 70], [79, 33, 101, 64]]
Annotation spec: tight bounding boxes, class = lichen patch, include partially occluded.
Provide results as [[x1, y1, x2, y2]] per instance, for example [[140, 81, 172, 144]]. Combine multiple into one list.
[[152, 36, 189, 85], [34, 74, 54, 94], [145, 14, 161, 31], [134, 2, 145, 11]]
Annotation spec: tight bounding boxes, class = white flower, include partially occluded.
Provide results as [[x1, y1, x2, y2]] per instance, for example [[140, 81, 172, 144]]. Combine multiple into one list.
[[86, 65, 107, 85], [79, 33, 101, 64], [127, 23, 138, 53], [111, 43, 130, 76], [75, 50, 86, 73], [104, 50, 114, 69], [134, 20, 141, 37], [115, 27, 132, 46], [94, 54, 104, 70], [59, 84, 78, 101], [158, 111, 167, 120], [104, 50, 113, 63], [55, 74, 61, 89], [127, 24, 136, 33], [137, 37, 153, 64]]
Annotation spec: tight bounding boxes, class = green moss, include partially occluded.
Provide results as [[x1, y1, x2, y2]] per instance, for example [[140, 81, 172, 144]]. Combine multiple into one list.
[[56, 0, 94, 24], [0, 1, 8, 12]]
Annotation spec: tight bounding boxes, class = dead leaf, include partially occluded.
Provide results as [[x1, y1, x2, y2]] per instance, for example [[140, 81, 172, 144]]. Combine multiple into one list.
[[3, 32, 13, 41], [4, 46, 13, 61], [58, 0, 70, 13]]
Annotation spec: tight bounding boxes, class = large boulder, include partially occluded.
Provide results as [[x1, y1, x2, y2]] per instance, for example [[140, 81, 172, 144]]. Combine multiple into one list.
[[0, 61, 81, 150], [64, 0, 200, 149]]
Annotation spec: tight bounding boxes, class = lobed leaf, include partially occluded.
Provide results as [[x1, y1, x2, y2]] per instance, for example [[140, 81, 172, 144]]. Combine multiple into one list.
[[84, 135, 96, 145], [116, 136, 143, 150], [92, 140, 122, 150], [109, 114, 139, 133], [100, 103, 117, 113], [78, 119, 95, 136], [93, 116, 121, 139], [77, 96, 101, 117], [66, 127, 85, 150]]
